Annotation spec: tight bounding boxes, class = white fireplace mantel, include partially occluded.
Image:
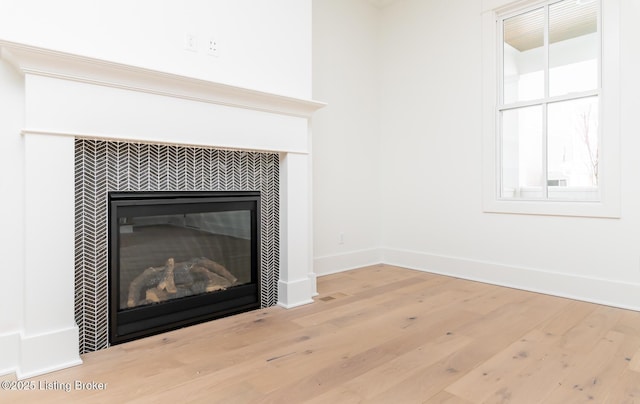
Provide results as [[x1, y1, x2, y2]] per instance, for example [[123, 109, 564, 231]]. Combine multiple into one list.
[[0, 40, 324, 379], [1, 40, 323, 119]]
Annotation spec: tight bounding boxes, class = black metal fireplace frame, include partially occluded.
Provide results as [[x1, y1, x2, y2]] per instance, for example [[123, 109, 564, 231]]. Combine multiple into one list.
[[108, 191, 261, 345]]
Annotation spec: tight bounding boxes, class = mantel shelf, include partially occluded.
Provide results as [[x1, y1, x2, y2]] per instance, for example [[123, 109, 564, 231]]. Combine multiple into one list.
[[0, 40, 325, 118]]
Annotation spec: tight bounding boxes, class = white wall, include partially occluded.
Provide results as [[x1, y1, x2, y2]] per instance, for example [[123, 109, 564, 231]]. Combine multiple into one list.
[[0, 0, 311, 99], [378, 0, 640, 309], [312, 0, 382, 275]]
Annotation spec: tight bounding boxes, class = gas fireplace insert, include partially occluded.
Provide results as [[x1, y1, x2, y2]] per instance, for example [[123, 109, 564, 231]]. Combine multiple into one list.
[[108, 191, 260, 344]]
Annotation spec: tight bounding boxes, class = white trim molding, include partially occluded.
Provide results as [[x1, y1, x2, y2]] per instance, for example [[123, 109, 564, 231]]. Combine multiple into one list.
[[381, 248, 640, 311], [314, 248, 383, 276], [0, 40, 325, 119], [313, 247, 640, 311]]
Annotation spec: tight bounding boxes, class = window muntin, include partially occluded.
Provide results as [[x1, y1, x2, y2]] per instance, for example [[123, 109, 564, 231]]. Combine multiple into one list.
[[498, 0, 600, 202]]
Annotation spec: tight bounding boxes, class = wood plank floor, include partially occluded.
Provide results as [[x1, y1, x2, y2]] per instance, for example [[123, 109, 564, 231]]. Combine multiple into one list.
[[2, 264, 640, 403]]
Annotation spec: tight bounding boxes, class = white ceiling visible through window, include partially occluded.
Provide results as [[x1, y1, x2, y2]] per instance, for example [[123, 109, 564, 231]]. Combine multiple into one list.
[[504, 1, 597, 52]]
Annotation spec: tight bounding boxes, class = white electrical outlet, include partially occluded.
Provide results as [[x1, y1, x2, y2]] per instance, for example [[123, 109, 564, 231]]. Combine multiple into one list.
[[207, 37, 219, 57], [184, 33, 197, 52], [338, 232, 345, 245]]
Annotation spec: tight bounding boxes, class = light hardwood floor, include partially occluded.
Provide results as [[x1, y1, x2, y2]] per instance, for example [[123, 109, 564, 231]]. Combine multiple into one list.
[[2, 264, 640, 403]]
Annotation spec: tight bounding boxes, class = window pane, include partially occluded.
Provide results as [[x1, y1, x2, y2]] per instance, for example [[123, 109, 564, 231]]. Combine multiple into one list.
[[549, 0, 598, 97], [547, 96, 599, 201], [501, 105, 543, 199], [503, 8, 545, 104]]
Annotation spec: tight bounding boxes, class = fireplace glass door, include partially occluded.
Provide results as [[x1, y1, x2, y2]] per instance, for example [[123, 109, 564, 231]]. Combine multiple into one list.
[[109, 191, 260, 344]]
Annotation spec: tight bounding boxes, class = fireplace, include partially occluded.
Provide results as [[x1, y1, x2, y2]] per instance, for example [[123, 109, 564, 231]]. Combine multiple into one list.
[[0, 40, 323, 379], [74, 139, 282, 353], [109, 191, 261, 344]]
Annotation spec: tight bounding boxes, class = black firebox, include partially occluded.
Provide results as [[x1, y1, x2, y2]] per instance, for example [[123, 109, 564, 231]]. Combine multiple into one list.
[[108, 191, 260, 344]]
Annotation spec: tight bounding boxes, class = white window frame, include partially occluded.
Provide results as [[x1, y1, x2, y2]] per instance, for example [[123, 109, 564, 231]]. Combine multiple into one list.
[[481, 0, 620, 218]]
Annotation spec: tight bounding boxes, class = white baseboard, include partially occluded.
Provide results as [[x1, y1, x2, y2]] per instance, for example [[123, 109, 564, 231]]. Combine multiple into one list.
[[277, 278, 314, 309], [314, 247, 640, 310], [0, 332, 20, 377], [381, 247, 640, 312], [313, 248, 383, 277], [17, 326, 83, 380]]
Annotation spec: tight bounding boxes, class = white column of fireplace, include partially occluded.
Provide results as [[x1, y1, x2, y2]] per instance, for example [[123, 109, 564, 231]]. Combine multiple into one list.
[[2, 41, 323, 379]]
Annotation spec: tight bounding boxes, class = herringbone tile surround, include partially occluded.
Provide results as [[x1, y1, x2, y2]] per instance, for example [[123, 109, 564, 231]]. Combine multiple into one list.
[[74, 139, 279, 354]]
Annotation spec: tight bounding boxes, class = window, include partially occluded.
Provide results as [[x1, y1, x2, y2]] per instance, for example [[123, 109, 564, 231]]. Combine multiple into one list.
[[482, 0, 620, 217]]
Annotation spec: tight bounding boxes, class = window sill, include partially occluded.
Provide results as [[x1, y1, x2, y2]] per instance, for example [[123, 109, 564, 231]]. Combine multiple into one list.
[[482, 197, 620, 218]]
